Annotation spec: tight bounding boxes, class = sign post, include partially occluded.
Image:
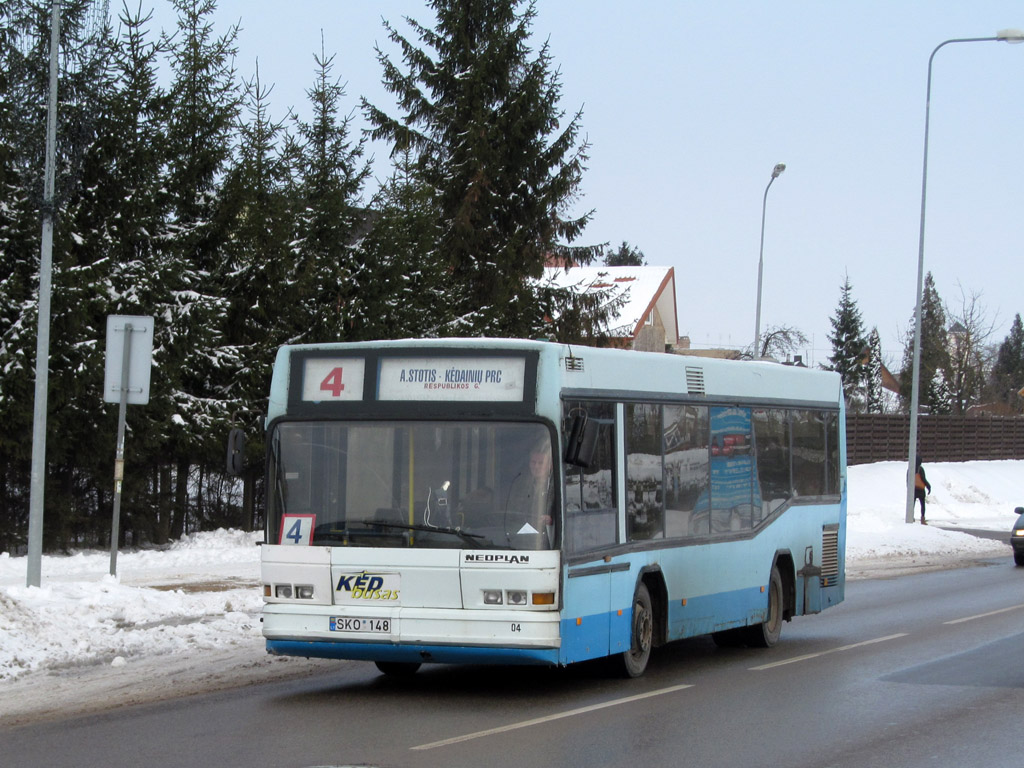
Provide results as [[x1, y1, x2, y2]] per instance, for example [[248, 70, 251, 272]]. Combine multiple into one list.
[[104, 315, 153, 575]]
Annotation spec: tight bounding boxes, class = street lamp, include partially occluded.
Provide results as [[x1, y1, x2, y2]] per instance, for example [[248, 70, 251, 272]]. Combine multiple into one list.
[[753, 162, 786, 359], [905, 29, 1024, 524]]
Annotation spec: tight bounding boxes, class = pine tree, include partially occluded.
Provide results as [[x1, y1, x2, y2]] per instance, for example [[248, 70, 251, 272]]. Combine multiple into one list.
[[989, 313, 1024, 413], [900, 272, 950, 414], [287, 43, 370, 344], [826, 275, 867, 411], [364, 0, 599, 338]]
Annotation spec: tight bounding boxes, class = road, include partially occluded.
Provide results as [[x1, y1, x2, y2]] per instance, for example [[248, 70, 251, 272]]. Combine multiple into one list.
[[2, 555, 1023, 768]]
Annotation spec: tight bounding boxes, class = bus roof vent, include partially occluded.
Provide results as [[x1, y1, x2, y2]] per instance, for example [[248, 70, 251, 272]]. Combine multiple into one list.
[[565, 354, 584, 372], [685, 366, 705, 395]]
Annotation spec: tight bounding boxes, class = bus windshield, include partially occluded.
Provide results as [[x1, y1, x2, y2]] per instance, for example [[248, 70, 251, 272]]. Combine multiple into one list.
[[268, 420, 556, 551]]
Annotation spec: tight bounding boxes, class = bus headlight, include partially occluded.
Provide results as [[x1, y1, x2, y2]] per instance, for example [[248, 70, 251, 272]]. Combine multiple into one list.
[[483, 590, 503, 605], [506, 590, 528, 606], [275, 584, 293, 599], [295, 585, 315, 600]]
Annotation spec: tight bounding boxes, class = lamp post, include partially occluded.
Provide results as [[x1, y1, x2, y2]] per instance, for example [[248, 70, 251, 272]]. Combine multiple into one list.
[[753, 162, 786, 359], [905, 30, 1024, 524]]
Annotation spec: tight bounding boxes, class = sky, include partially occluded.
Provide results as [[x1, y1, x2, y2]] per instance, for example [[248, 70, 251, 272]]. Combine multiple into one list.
[[133, 0, 1024, 366], [2, 459, 1021, 693]]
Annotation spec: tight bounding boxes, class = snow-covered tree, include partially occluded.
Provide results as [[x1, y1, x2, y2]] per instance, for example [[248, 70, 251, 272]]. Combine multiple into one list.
[[989, 313, 1024, 413], [826, 275, 868, 411], [900, 272, 950, 414], [287, 42, 370, 344], [364, 0, 600, 338], [864, 327, 885, 414]]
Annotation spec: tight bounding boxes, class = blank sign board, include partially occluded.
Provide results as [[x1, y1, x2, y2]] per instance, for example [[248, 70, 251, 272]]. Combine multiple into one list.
[[104, 315, 154, 404]]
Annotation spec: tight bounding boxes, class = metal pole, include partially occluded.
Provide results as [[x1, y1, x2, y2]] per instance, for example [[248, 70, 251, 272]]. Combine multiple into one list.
[[905, 36, 1008, 524], [753, 163, 785, 359], [26, 0, 61, 587], [110, 323, 133, 576]]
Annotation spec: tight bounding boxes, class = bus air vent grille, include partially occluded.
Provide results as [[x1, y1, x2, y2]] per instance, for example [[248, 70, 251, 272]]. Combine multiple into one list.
[[685, 367, 705, 394], [821, 529, 840, 579], [565, 356, 584, 372]]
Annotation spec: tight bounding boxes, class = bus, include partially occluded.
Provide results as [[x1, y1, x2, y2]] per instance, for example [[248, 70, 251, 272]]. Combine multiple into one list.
[[250, 338, 845, 677]]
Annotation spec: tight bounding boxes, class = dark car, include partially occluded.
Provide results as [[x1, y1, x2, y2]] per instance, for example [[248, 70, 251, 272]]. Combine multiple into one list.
[[1012, 507, 1024, 567]]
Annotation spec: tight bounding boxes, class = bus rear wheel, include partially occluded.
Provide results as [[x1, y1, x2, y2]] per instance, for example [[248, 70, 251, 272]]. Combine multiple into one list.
[[745, 565, 784, 648], [620, 582, 653, 678], [374, 661, 421, 677]]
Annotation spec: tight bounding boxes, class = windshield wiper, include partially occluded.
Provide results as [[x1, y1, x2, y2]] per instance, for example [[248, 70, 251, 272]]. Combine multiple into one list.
[[361, 520, 497, 548]]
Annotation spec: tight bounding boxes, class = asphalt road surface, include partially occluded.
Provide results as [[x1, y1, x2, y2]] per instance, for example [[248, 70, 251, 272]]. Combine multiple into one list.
[[2, 554, 1022, 768]]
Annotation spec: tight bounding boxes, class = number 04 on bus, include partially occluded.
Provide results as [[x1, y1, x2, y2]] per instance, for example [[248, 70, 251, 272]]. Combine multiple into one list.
[[229, 339, 845, 677]]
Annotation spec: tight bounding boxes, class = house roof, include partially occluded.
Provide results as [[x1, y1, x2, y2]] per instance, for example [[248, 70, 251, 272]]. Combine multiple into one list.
[[542, 265, 678, 343]]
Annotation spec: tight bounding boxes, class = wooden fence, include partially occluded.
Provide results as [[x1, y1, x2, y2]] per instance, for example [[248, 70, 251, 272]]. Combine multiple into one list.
[[846, 414, 1024, 465]]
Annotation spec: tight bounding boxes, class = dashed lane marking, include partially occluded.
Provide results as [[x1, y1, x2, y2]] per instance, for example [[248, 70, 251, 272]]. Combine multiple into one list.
[[748, 633, 909, 671], [411, 683, 695, 751]]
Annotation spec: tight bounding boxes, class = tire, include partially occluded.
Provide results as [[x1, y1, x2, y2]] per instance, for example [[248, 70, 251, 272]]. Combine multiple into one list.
[[745, 565, 784, 648], [1014, 550, 1024, 567], [374, 660, 421, 677], [620, 582, 654, 678]]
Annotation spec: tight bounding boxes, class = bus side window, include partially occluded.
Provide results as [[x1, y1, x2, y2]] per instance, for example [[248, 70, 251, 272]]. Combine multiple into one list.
[[563, 401, 617, 554]]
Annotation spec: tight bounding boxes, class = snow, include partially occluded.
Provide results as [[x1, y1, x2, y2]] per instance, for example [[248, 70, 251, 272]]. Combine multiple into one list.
[[0, 460, 1020, 723]]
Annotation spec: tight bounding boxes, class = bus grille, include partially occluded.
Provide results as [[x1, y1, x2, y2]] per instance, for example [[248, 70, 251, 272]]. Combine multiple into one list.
[[821, 527, 840, 581], [685, 367, 705, 394]]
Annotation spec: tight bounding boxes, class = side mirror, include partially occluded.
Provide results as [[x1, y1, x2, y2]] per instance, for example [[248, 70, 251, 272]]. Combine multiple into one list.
[[1015, 506, 1024, 516], [564, 414, 598, 468], [226, 428, 246, 476]]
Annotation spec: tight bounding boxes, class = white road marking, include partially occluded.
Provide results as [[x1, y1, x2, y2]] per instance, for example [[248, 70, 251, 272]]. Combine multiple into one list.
[[411, 683, 695, 751], [943, 603, 1024, 625], [749, 633, 909, 671]]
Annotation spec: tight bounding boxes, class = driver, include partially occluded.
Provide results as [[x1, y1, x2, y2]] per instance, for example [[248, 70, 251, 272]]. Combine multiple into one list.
[[507, 438, 554, 538]]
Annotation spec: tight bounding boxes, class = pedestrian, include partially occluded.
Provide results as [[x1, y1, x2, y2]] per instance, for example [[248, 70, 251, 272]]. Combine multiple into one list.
[[913, 457, 932, 524]]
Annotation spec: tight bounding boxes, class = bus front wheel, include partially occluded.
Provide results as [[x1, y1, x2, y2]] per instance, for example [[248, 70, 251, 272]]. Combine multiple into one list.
[[620, 582, 653, 678]]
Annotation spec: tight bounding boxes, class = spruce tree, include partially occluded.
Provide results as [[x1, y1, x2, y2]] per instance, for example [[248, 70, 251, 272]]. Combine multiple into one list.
[[864, 327, 885, 414], [94, 2, 179, 541], [900, 272, 950, 414], [364, 0, 599, 338], [826, 275, 867, 411], [287, 43, 370, 343], [218, 61, 296, 527], [603, 241, 646, 267], [989, 313, 1024, 413], [158, 0, 241, 539], [354, 151, 448, 340]]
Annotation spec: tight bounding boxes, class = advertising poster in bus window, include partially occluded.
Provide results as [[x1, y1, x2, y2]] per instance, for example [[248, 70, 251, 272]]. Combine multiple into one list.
[[377, 356, 526, 401], [707, 407, 762, 532]]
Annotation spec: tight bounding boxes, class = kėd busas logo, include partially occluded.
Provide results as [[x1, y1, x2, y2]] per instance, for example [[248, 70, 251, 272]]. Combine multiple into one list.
[[335, 571, 400, 601]]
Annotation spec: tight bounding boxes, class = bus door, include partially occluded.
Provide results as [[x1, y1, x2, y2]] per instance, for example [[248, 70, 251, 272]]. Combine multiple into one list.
[[560, 402, 620, 663]]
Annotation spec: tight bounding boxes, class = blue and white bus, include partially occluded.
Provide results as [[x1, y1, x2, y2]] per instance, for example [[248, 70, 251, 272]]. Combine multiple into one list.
[[256, 338, 845, 677]]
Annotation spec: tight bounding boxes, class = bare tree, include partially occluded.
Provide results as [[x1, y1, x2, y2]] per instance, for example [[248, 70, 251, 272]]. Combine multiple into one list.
[[945, 285, 997, 415], [746, 324, 809, 362]]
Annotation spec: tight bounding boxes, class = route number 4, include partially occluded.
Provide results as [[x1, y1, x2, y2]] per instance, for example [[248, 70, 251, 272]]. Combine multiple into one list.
[[320, 367, 346, 397], [279, 514, 315, 545]]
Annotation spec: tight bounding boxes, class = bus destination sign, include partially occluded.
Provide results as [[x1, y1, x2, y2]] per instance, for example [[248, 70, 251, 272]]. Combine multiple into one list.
[[378, 356, 526, 402]]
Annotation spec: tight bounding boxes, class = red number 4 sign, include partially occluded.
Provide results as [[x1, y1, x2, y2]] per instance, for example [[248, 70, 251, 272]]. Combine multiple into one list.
[[320, 367, 345, 397]]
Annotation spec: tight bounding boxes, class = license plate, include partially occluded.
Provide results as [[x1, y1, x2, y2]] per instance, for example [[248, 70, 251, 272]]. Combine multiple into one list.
[[329, 616, 393, 634]]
